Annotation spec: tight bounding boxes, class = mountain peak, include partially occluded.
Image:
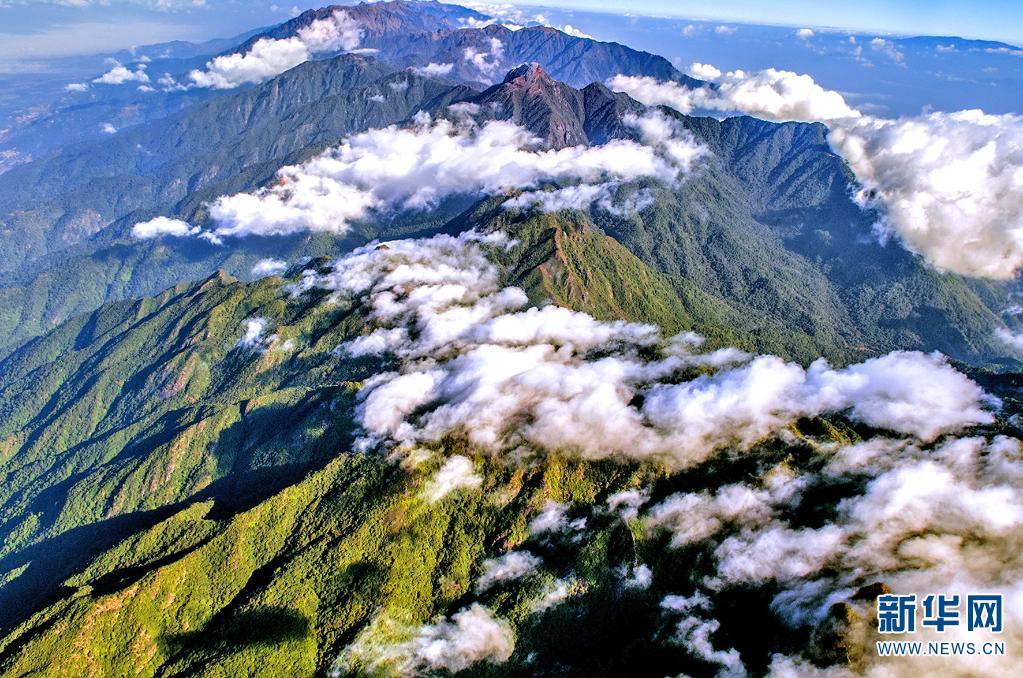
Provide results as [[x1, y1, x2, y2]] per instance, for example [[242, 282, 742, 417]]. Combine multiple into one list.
[[502, 62, 550, 85]]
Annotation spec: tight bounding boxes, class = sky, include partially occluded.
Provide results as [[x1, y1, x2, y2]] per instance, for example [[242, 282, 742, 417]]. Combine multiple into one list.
[[508, 0, 1023, 44], [0, 0, 1020, 62]]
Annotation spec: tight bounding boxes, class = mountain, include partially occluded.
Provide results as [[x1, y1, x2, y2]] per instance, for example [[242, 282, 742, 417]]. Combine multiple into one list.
[[0, 28, 274, 165], [0, 205, 1018, 675], [252, 0, 487, 44], [0, 57, 1014, 368], [1, 5, 1022, 675], [375, 22, 698, 89], [466, 62, 645, 147]]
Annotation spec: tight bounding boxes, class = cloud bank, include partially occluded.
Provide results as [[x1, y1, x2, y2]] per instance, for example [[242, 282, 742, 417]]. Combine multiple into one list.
[[646, 433, 1023, 677], [188, 10, 362, 89], [143, 111, 704, 241], [610, 66, 1023, 279], [298, 232, 995, 471]]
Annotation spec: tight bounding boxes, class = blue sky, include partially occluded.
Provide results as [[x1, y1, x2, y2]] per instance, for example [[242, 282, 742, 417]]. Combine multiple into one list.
[[0, 0, 1020, 62], [510, 0, 1023, 44]]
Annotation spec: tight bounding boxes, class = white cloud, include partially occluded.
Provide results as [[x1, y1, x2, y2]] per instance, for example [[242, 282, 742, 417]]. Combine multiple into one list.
[[237, 317, 269, 349], [687, 62, 721, 81], [561, 24, 592, 39], [64, 82, 89, 92], [529, 501, 584, 536], [610, 67, 861, 121], [299, 233, 995, 472], [606, 488, 649, 520], [714, 25, 737, 35], [661, 593, 745, 675], [250, 258, 287, 277], [829, 109, 1023, 279], [412, 62, 454, 78], [796, 28, 814, 39], [100, 122, 117, 134], [188, 10, 362, 89], [996, 327, 1023, 353], [423, 455, 483, 502], [464, 37, 505, 79], [610, 67, 1023, 280], [93, 59, 149, 85], [870, 36, 905, 63], [476, 551, 542, 591], [339, 604, 514, 675], [183, 111, 703, 240], [458, 2, 586, 37], [622, 563, 652, 589], [643, 433, 1023, 677], [131, 216, 198, 239]]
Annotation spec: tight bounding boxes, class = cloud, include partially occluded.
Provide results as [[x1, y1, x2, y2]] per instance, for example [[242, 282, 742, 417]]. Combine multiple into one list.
[[610, 67, 1023, 280], [161, 111, 702, 240], [642, 433, 1023, 676], [828, 109, 1023, 279], [529, 501, 586, 536], [796, 28, 815, 39], [476, 551, 542, 591], [610, 68, 861, 121], [237, 317, 269, 349], [423, 455, 483, 502], [93, 59, 149, 85], [412, 62, 454, 78], [714, 25, 737, 35], [131, 216, 198, 238], [100, 122, 117, 134], [606, 488, 649, 520], [64, 82, 89, 92], [188, 10, 362, 89], [660, 593, 745, 675], [299, 233, 995, 472], [464, 37, 505, 79], [458, 2, 587, 37], [996, 327, 1023, 353], [869, 37, 905, 63], [621, 563, 652, 589], [339, 604, 514, 675], [251, 258, 287, 277], [561, 24, 592, 39]]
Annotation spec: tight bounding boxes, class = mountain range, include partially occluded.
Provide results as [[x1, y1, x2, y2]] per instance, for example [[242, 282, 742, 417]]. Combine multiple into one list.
[[0, 2, 1020, 676]]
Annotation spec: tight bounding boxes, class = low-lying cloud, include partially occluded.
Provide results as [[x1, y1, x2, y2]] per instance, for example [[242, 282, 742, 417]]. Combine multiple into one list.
[[93, 59, 150, 85], [647, 434, 1023, 677], [188, 10, 362, 89], [137, 111, 705, 241], [338, 604, 514, 675], [609, 66, 1023, 280], [299, 232, 995, 470]]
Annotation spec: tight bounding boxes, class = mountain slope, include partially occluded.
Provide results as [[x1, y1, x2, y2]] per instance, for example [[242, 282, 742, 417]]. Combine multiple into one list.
[[0, 215, 1017, 676], [0, 60, 1014, 368], [375, 23, 698, 89]]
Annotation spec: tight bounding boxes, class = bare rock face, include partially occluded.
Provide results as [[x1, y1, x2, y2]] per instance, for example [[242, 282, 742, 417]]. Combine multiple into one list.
[[466, 63, 643, 149]]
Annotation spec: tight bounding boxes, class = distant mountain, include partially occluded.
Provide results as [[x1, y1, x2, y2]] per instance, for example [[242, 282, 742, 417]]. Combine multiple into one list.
[[0, 28, 272, 163], [250, 0, 487, 44], [377, 23, 698, 88], [0, 57, 1015, 367]]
